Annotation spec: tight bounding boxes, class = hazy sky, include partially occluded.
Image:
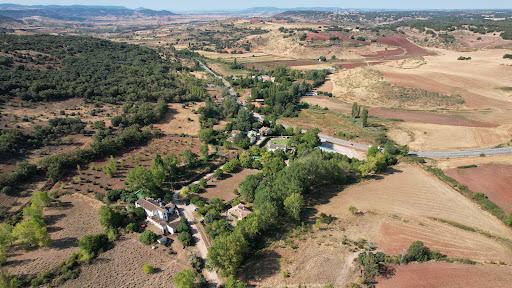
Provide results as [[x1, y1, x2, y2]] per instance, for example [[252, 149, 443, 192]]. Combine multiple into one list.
[[4, 0, 512, 11]]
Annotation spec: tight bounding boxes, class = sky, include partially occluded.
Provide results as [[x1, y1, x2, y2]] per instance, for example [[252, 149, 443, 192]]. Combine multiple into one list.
[[4, 0, 512, 11]]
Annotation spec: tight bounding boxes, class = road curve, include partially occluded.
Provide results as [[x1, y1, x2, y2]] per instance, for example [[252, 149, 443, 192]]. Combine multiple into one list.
[[197, 60, 512, 158]]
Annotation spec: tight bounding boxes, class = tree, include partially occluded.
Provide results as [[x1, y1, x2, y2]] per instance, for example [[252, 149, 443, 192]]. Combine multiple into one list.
[[405, 241, 431, 263], [351, 102, 361, 118], [284, 193, 304, 222], [93, 120, 106, 130], [302, 128, 320, 148], [46, 162, 63, 181], [125, 165, 161, 198], [198, 128, 215, 144], [213, 168, 224, 180], [177, 223, 189, 233], [31, 191, 51, 207], [223, 158, 240, 173], [12, 217, 51, 249], [180, 187, 190, 201], [200, 144, 209, 160], [173, 269, 197, 288], [99, 206, 123, 228], [225, 276, 247, 288], [178, 231, 192, 246], [183, 149, 199, 168], [190, 184, 200, 194], [140, 230, 157, 245], [239, 174, 261, 202], [187, 252, 204, 271], [361, 107, 368, 127], [207, 231, 249, 277], [199, 178, 207, 188], [143, 264, 154, 274], [126, 223, 138, 233], [79, 233, 108, 255]]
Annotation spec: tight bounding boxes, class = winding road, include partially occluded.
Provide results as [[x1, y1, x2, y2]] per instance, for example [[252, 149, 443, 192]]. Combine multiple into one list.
[[198, 60, 512, 158]]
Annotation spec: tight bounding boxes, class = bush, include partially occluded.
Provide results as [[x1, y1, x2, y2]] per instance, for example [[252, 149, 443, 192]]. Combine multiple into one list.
[[126, 222, 138, 233], [178, 231, 192, 246], [78, 234, 108, 256], [140, 230, 157, 245], [143, 264, 154, 274], [177, 223, 189, 233]]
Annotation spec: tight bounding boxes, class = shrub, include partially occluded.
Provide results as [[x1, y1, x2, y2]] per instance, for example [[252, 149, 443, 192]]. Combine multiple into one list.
[[178, 231, 192, 246], [143, 264, 154, 274], [78, 234, 108, 256], [140, 230, 157, 245], [126, 222, 138, 233]]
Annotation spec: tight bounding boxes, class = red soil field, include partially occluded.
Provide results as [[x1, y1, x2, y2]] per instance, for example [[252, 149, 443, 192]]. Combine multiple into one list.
[[377, 262, 512, 288], [377, 34, 436, 57], [445, 164, 512, 214], [361, 48, 404, 58], [304, 96, 498, 127], [305, 32, 331, 40]]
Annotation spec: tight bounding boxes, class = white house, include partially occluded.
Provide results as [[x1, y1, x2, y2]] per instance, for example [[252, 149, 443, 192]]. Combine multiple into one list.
[[136, 198, 180, 234]]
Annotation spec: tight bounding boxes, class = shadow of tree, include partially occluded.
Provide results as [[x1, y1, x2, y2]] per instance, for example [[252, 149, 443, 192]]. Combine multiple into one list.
[[44, 213, 67, 226], [240, 250, 281, 283], [51, 237, 79, 250]]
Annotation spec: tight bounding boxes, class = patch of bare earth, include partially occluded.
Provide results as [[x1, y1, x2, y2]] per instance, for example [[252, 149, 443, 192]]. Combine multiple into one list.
[[6, 194, 104, 278], [377, 262, 512, 288]]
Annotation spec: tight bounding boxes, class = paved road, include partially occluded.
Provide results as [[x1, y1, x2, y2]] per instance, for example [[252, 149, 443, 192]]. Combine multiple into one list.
[[198, 60, 512, 158]]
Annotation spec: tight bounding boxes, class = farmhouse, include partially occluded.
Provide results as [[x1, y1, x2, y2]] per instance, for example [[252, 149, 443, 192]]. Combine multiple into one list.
[[135, 198, 180, 234], [228, 203, 252, 220]]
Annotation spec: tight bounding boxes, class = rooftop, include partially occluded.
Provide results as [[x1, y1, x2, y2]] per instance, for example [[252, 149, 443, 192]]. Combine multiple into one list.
[[136, 198, 167, 213]]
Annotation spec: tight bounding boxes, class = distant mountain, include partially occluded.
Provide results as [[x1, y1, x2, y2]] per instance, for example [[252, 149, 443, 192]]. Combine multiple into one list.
[[0, 4, 177, 21]]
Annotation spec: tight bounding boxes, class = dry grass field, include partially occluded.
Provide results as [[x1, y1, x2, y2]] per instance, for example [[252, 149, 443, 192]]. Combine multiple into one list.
[[6, 193, 104, 278], [377, 262, 512, 288]]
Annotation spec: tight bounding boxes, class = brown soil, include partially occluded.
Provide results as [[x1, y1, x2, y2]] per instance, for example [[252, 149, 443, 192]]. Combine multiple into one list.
[[377, 262, 512, 288], [251, 60, 320, 68], [445, 164, 512, 214], [6, 193, 104, 278], [194, 169, 259, 202]]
